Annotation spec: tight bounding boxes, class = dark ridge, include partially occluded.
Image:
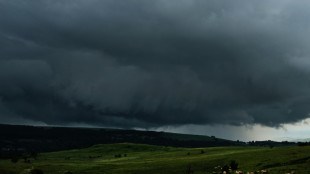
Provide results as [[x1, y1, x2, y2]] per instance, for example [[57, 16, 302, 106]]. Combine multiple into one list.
[[0, 124, 295, 156]]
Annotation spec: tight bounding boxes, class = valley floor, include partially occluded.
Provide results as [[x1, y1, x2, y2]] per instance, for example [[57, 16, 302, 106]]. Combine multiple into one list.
[[1, 143, 310, 174]]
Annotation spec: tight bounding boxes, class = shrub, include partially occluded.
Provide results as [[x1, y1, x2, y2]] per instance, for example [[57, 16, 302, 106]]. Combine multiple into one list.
[[20, 168, 44, 174], [185, 165, 194, 174], [31, 169, 44, 174], [222, 165, 230, 173], [30, 152, 38, 160], [114, 154, 122, 158], [11, 156, 19, 163], [230, 160, 238, 170]]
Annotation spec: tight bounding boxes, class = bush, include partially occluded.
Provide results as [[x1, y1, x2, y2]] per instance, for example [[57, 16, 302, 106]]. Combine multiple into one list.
[[230, 160, 238, 170], [185, 165, 194, 174], [31, 169, 44, 174], [30, 151, 39, 160], [11, 156, 19, 163], [20, 168, 44, 174], [222, 165, 230, 173], [114, 154, 122, 158]]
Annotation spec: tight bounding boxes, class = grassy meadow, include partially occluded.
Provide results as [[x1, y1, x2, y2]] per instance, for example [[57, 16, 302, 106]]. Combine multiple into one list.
[[1, 143, 310, 174]]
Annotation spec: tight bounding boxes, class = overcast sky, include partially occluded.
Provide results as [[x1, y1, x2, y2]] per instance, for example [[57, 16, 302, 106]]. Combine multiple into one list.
[[1, 0, 310, 141]]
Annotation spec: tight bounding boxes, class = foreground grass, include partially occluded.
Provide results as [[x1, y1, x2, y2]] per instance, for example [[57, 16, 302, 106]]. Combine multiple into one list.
[[1, 143, 310, 174]]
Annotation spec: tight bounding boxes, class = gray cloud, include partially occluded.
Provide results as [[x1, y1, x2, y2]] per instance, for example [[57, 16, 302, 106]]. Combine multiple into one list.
[[1, 0, 310, 128]]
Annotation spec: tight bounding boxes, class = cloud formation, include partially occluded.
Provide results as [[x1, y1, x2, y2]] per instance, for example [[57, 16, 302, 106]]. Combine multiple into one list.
[[1, 0, 310, 128]]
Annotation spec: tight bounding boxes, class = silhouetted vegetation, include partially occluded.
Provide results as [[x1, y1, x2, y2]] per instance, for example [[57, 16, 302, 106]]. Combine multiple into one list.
[[21, 168, 44, 174], [222, 165, 230, 173], [298, 142, 310, 146], [30, 151, 38, 159], [30, 169, 44, 174], [230, 160, 238, 170], [11, 155, 19, 163], [114, 154, 122, 158], [185, 165, 194, 174], [247, 140, 295, 147]]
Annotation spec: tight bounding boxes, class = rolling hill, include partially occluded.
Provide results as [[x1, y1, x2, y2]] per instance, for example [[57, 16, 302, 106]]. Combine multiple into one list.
[[1, 143, 310, 174], [0, 124, 240, 154], [0, 124, 295, 155]]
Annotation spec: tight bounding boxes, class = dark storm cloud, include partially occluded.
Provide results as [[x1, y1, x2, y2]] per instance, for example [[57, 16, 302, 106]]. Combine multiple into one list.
[[1, 0, 310, 128]]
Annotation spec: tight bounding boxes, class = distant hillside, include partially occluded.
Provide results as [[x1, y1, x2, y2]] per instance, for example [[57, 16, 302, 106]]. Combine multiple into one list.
[[273, 137, 310, 142], [0, 124, 295, 154], [0, 124, 241, 153]]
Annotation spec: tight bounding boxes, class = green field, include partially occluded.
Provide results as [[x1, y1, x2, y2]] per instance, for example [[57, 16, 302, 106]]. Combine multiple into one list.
[[1, 143, 310, 174]]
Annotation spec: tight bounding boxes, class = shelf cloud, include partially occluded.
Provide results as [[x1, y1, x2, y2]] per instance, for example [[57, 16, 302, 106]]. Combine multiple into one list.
[[1, 0, 310, 129]]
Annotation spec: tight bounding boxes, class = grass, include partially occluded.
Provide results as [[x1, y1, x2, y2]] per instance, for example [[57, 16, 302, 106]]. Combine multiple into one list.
[[1, 143, 310, 174]]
